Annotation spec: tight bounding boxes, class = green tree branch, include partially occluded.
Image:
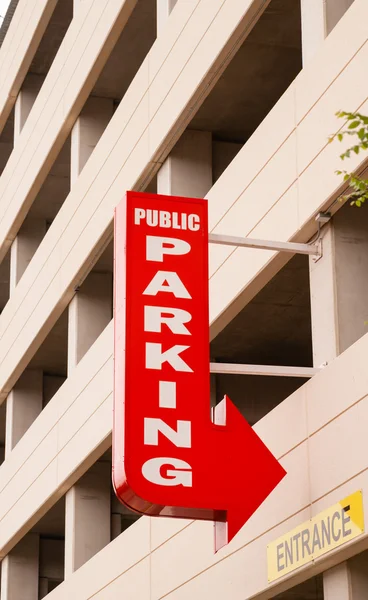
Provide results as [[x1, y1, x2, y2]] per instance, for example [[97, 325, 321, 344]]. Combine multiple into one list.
[[330, 111, 368, 207]]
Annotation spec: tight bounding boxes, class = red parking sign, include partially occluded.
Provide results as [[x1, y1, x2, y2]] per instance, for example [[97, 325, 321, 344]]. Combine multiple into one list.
[[113, 191, 286, 550]]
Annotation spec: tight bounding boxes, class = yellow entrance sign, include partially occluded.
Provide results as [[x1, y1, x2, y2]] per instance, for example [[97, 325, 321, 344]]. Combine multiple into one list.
[[267, 491, 364, 583]]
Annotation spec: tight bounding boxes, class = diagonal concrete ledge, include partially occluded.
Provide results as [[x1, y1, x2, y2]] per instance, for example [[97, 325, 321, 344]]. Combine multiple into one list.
[[0, 0, 271, 400], [0, 0, 137, 264], [0, 0, 57, 136]]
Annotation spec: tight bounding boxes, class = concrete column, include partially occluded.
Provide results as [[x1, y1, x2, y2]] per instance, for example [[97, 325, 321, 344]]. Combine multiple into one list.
[[67, 272, 112, 374], [64, 462, 111, 576], [10, 218, 47, 293], [111, 513, 122, 540], [39, 578, 49, 599], [324, 553, 368, 600], [309, 225, 338, 366], [5, 369, 43, 456], [65, 96, 113, 577], [349, 552, 368, 598], [300, 0, 325, 67], [309, 207, 368, 367], [70, 97, 114, 187], [111, 493, 138, 540], [14, 74, 44, 143], [301, 0, 355, 66], [325, 0, 355, 35], [324, 562, 351, 600], [39, 538, 64, 596], [0, 534, 40, 600], [212, 140, 242, 183], [157, 0, 178, 35], [43, 374, 66, 406], [11, 77, 46, 295], [68, 96, 114, 375], [157, 130, 212, 197]]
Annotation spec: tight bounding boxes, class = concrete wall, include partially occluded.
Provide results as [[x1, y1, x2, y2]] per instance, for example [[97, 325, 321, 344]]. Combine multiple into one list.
[[0, 0, 283, 402], [0, 0, 137, 267], [0, 0, 364, 406], [0, 0, 367, 598]]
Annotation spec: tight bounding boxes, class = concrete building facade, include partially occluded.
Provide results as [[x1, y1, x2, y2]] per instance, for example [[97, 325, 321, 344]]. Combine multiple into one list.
[[0, 0, 367, 598]]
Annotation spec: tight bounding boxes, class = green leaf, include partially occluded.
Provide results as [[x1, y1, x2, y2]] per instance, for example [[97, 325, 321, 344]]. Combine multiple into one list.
[[349, 120, 360, 129], [337, 133, 344, 142], [356, 200, 362, 207]]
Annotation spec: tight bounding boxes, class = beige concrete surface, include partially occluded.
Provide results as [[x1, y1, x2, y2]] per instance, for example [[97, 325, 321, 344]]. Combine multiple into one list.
[[0, 0, 271, 402], [0, 0, 368, 598], [0, 0, 363, 404], [0, 0, 137, 265], [0, 323, 113, 557], [208, 0, 368, 339]]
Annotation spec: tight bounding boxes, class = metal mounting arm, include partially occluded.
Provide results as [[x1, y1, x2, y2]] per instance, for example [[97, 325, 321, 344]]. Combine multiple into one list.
[[209, 233, 320, 257], [210, 363, 321, 378]]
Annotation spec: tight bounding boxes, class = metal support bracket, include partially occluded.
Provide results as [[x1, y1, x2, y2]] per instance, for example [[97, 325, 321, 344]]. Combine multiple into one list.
[[207, 234, 324, 379], [209, 233, 321, 258], [210, 363, 322, 378], [311, 236, 323, 264]]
